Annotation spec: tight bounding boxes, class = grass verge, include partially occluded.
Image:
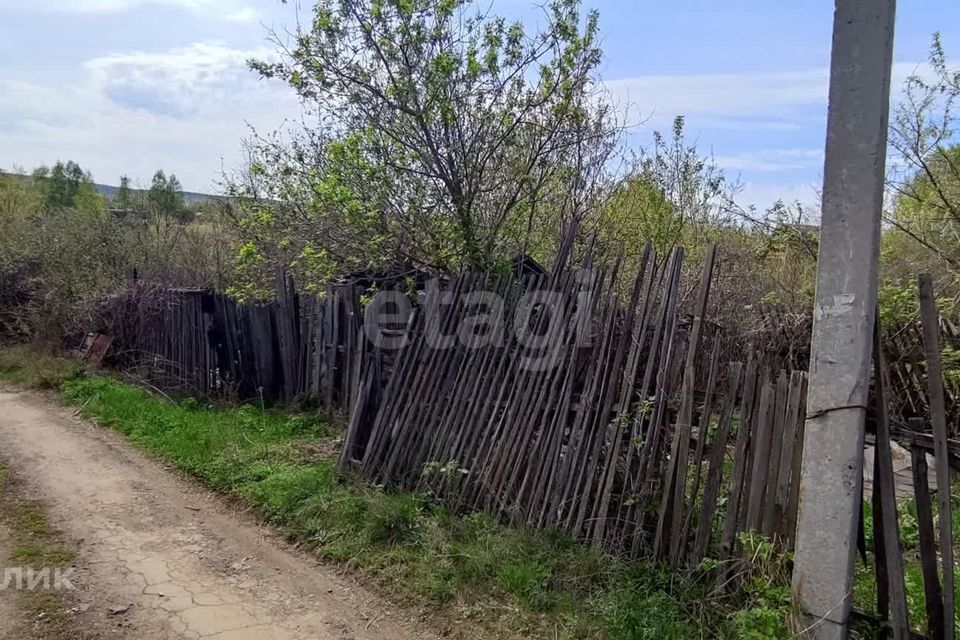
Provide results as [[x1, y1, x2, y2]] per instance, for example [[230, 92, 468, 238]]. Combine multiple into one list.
[[0, 345, 788, 639], [0, 462, 88, 639], [0, 344, 85, 389]]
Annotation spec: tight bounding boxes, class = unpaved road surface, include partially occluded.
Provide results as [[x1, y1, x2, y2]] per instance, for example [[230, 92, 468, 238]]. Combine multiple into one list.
[[0, 389, 434, 640], [0, 522, 15, 638]]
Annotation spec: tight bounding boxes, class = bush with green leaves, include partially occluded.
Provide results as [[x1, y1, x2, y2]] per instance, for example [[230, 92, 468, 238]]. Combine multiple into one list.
[[228, 0, 621, 286]]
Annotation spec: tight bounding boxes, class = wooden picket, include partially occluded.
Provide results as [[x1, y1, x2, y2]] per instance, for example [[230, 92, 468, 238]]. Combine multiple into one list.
[[101, 250, 960, 638]]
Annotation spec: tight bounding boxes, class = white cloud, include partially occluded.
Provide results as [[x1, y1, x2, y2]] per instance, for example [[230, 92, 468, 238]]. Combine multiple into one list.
[[607, 68, 828, 127], [607, 62, 930, 212], [606, 62, 924, 129], [224, 6, 258, 22], [714, 148, 824, 173], [0, 42, 298, 192], [736, 181, 822, 212], [83, 42, 278, 118], [4, 0, 209, 9], [0, 0, 258, 22]]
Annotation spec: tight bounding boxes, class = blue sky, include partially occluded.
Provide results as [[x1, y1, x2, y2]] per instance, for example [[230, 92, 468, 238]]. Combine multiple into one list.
[[1, 1, 958, 210]]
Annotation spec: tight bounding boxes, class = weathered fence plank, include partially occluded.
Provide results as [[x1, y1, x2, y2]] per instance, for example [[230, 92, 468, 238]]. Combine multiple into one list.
[[874, 323, 911, 640], [919, 273, 957, 640], [911, 444, 945, 640]]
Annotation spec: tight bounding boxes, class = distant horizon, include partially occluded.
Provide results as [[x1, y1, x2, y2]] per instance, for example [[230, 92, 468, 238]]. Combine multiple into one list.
[[2, 165, 225, 193], [1, 1, 959, 211], [0, 169, 223, 203]]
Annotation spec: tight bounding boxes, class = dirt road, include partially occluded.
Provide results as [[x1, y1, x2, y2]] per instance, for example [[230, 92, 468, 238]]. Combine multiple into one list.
[[0, 388, 432, 640], [0, 522, 15, 638]]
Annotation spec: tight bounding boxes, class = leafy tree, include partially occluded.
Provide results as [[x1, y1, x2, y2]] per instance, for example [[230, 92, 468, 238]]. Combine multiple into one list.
[[0, 166, 126, 339], [167, 174, 184, 203], [116, 175, 135, 211], [31, 160, 93, 210], [598, 117, 730, 261], [1, 162, 234, 339], [147, 169, 185, 216], [594, 176, 674, 282], [73, 181, 109, 218], [149, 169, 167, 201], [642, 117, 730, 246], [747, 200, 818, 308], [236, 0, 619, 277], [888, 33, 960, 276], [0, 170, 41, 224], [587, 116, 735, 302]]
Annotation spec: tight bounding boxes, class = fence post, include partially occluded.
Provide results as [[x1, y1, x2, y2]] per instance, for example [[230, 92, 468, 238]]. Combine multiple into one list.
[[919, 274, 956, 640], [791, 1, 897, 638]]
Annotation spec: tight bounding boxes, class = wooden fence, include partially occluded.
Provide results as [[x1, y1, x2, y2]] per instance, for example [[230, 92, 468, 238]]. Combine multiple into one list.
[[100, 248, 958, 638], [108, 274, 366, 413], [747, 302, 960, 438], [862, 275, 957, 640], [339, 245, 814, 571], [885, 312, 960, 439]]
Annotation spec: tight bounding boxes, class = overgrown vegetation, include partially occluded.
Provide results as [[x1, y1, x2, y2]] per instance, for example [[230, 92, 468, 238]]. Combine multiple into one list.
[[2, 4, 960, 638], [3, 31, 960, 342], [0, 347, 797, 639], [853, 495, 960, 636], [237, 0, 618, 278], [887, 33, 960, 282], [0, 345, 86, 389], [0, 163, 233, 341], [0, 10, 957, 336]]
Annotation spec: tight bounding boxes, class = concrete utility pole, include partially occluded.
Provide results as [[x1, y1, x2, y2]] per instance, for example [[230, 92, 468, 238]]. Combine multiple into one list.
[[792, 1, 897, 638]]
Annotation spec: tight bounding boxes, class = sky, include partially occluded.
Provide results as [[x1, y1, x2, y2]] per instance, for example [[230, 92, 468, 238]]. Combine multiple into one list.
[[1, 1, 959, 210]]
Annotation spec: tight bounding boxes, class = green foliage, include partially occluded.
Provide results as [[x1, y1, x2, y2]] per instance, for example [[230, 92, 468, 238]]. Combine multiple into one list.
[[728, 533, 793, 640], [115, 175, 134, 211], [0, 345, 86, 389], [0, 165, 239, 339], [855, 493, 960, 636], [877, 282, 957, 330], [0, 170, 130, 339], [233, 0, 619, 280], [888, 34, 960, 279], [876, 282, 960, 387], [640, 116, 729, 251], [942, 345, 960, 384], [600, 176, 677, 259], [147, 169, 186, 218], [733, 606, 787, 640], [73, 181, 108, 217], [362, 493, 424, 546], [498, 561, 554, 611], [597, 566, 699, 640], [878, 282, 922, 327], [589, 116, 740, 304], [228, 241, 274, 302], [19, 361, 740, 638], [31, 160, 94, 211]]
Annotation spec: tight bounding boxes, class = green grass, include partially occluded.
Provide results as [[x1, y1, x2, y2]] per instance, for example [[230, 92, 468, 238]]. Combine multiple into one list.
[[0, 471, 74, 568], [58, 377, 723, 638], [0, 344, 85, 389], [855, 492, 960, 636], [0, 461, 84, 638], [7, 501, 49, 537], [0, 345, 786, 639], [13, 543, 74, 565]]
